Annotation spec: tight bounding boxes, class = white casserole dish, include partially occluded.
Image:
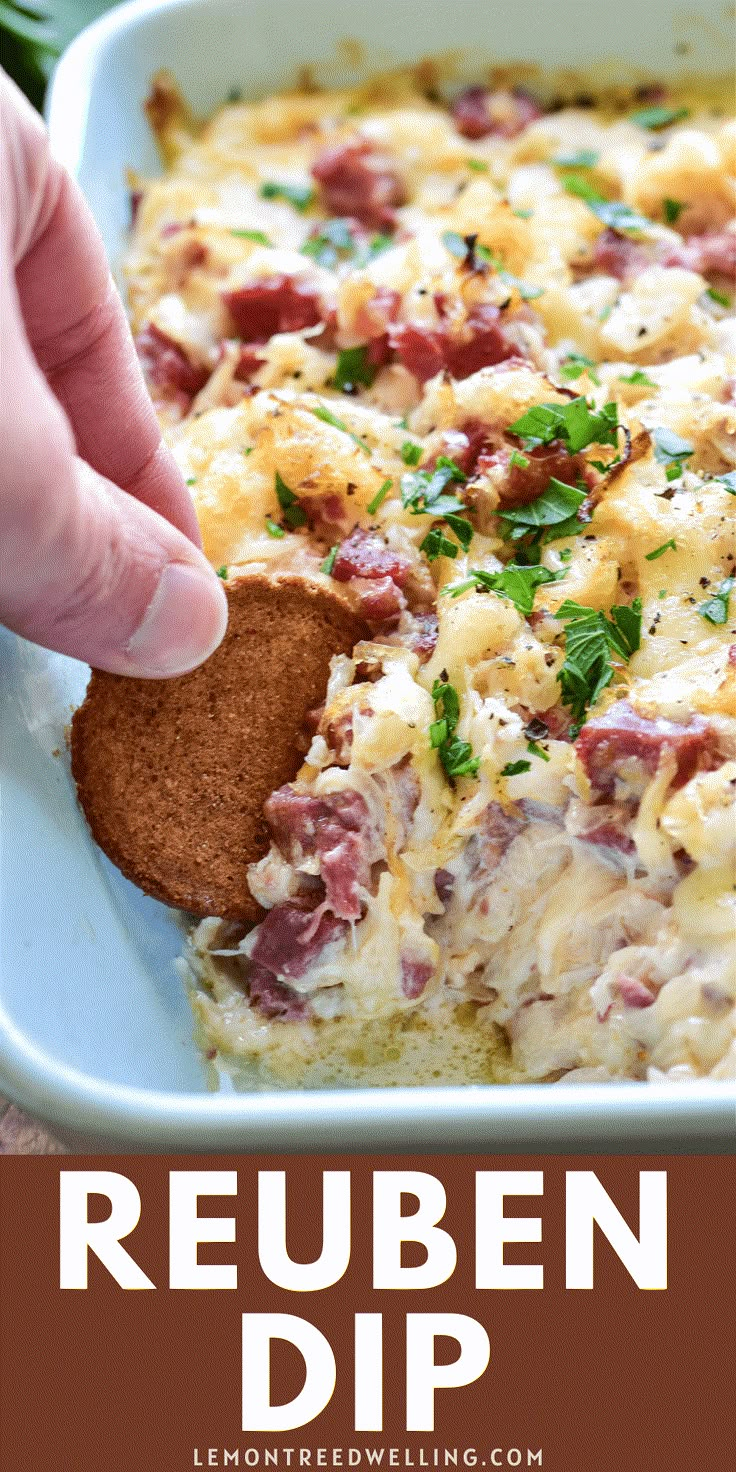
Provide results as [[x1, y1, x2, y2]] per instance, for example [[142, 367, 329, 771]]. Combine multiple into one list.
[[0, 0, 733, 1149]]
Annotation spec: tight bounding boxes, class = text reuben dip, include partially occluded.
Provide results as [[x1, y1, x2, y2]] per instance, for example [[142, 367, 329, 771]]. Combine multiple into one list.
[[127, 69, 736, 1085]]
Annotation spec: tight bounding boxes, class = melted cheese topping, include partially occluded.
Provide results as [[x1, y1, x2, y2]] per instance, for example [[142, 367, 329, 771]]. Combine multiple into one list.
[[128, 70, 736, 1085]]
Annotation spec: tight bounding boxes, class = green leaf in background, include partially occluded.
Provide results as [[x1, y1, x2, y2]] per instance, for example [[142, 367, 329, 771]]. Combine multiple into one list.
[[1, 1, 115, 108]]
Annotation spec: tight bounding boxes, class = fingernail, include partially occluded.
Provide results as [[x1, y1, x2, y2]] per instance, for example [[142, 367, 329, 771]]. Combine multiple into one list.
[[126, 562, 228, 676]]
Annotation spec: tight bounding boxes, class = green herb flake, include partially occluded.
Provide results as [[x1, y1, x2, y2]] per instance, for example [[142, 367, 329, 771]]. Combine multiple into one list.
[[713, 471, 736, 495], [498, 480, 588, 544], [231, 228, 271, 245], [332, 345, 377, 392], [311, 404, 371, 453], [216, 566, 228, 579], [501, 759, 531, 776], [259, 180, 315, 212], [509, 450, 530, 469], [698, 577, 734, 626], [662, 198, 684, 226], [512, 208, 534, 220], [499, 270, 544, 301], [401, 440, 423, 466], [301, 217, 359, 268], [645, 539, 677, 561], [442, 230, 469, 260], [466, 157, 489, 172], [185, 477, 197, 486], [527, 740, 550, 762], [619, 369, 656, 387], [658, 588, 668, 599], [274, 470, 307, 529], [563, 175, 652, 234], [560, 353, 601, 386], [554, 598, 642, 723], [442, 561, 563, 617], [706, 287, 731, 308], [265, 517, 285, 539], [421, 528, 460, 561], [554, 149, 601, 169], [652, 426, 694, 481], [431, 680, 480, 780], [321, 544, 339, 576], [507, 396, 620, 455], [630, 105, 690, 130], [366, 478, 393, 516]]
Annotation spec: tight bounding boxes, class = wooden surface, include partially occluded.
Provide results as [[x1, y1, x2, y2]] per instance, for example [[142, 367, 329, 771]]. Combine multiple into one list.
[[0, 1096, 67, 1154]]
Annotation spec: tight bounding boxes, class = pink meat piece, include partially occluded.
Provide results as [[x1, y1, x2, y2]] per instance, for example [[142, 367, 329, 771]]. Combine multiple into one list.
[[265, 787, 377, 921], [591, 228, 649, 282], [354, 286, 402, 338], [332, 528, 412, 587], [427, 419, 492, 476], [135, 323, 210, 402], [467, 802, 524, 878], [390, 306, 520, 384], [451, 86, 543, 140], [403, 611, 439, 661], [576, 701, 715, 797], [401, 956, 434, 1000], [662, 230, 736, 278], [302, 493, 349, 538], [434, 868, 455, 907], [222, 274, 324, 341], [311, 140, 407, 230], [233, 346, 265, 382], [580, 824, 636, 856], [247, 963, 310, 1019], [616, 975, 656, 1009], [349, 575, 407, 629], [474, 438, 592, 507], [250, 902, 348, 980]]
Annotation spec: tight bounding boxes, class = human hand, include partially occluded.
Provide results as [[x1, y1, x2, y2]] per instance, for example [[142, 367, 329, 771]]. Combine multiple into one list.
[[0, 70, 227, 676]]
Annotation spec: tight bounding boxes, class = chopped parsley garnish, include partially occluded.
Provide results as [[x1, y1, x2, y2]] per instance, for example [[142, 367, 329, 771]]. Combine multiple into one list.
[[554, 149, 600, 169], [498, 271, 544, 301], [260, 180, 315, 212], [401, 459, 474, 557], [332, 345, 377, 392], [185, 477, 197, 485], [321, 544, 339, 576], [706, 287, 731, 308], [645, 539, 676, 561], [619, 369, 655, 386], [311, 404, 371, 453], [662, 197, 684, 226], [512, 208, 534, 220], [216, 566, 228, 579], [498, 480, 588, 547], [501, 759, 531, 776], [265, 516, 285, 538], [466, 157, 489, 172], [421, 527, 461, 561], [431, 680, 480, 779], [527, 740, 550, 762], [301, 216, 355, 266], [560, 353, 601, 386], [442, 230, 469, 259], [698, 577, 734, 626], [629, 105, 690, 130], [555, 598, 642, 724], [441, 562, 563, 616], [563, 175, 652, 234], [366, 478, 393, 516], [713, 471, 736, 494], [274, 471, 307, 528], [651, 426, 694, 481], [507, 396, 620, 454], [401, 440, 423, 466], [231, 228, 271, 245], [509, 450, 530, 469]]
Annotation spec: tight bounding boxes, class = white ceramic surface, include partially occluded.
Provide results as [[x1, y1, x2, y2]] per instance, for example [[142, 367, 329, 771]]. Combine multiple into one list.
[[1, 0, 733, 1149]]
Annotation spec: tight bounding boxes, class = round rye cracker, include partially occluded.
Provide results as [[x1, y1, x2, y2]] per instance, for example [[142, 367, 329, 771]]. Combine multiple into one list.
[[71, 573, 367, 921]]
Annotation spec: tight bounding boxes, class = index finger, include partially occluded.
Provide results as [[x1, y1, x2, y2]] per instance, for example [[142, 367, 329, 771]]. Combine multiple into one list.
[[4, 77, 201, 545]]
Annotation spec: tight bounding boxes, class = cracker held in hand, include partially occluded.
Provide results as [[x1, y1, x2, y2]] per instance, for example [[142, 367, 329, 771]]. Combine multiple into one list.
[[71, 573, 367, 920]]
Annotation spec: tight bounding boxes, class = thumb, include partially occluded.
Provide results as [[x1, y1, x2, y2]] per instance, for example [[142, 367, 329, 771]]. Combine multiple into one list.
[[0, 308, 227, 676]]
